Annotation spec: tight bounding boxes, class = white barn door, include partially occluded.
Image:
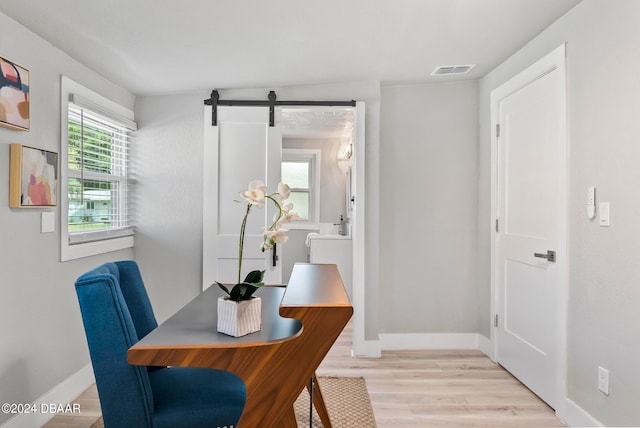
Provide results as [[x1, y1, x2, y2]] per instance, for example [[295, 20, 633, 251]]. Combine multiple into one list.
[[203, 106, 283, 290]]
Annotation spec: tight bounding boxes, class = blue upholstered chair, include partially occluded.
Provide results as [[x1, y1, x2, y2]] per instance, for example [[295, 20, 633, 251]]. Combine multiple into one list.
[[75, 261, 246, 428]]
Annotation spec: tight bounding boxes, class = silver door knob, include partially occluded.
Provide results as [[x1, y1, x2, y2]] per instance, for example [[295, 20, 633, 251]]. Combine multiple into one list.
[[534, 250, 556, 263]]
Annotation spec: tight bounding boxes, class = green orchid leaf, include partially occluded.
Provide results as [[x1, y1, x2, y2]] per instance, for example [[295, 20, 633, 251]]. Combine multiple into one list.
[[229, 283, 244, 301], [241, 282, 263, 299], [216, 281, 231, 296], [226, 283, 261, 301], [219, 281, 260, 301], [243, 270, 265, 284]]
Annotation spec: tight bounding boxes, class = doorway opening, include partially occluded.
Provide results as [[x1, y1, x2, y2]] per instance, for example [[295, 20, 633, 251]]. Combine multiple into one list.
[[279, 107, 355, 290]]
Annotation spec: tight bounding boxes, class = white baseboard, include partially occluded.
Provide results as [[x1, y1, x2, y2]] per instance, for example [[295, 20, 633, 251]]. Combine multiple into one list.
[[556, 397, 603, 427], [352, 339, 381, 358], [1, 364, 95, 428], [478, 334, 494, 360], [379, 333, 480, 350]]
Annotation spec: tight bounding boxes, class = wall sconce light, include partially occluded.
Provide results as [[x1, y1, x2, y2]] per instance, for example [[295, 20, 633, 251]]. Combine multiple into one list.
[[337, 143, 352, 160]]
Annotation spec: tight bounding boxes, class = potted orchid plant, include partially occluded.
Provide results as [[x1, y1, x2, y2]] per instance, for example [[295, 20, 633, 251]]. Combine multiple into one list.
[[216, 179, 299, 336]]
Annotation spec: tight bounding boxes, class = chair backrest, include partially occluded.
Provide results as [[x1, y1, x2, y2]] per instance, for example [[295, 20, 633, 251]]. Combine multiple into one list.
[[108, 261, 158, 339], [75, 262, 155, 428]]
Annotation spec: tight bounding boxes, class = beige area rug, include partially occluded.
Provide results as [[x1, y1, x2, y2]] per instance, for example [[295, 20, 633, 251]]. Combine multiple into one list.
[[294, 376, 377, 427], [91, 376, 376, 428]]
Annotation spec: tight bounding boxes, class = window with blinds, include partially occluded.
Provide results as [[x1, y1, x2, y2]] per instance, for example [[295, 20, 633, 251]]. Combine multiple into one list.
[[66, 95, 135, 245]]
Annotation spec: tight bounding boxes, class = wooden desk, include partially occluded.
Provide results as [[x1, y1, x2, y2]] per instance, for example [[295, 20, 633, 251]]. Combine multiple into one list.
[[128, 264, 353, 427]]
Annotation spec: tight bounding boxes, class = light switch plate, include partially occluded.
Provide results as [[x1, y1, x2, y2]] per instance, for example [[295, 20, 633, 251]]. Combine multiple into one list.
[[599, 202, 610, 227], [587, 187, 596, 219], [598, 366, 610, 395], [41, 211, 55, 233]]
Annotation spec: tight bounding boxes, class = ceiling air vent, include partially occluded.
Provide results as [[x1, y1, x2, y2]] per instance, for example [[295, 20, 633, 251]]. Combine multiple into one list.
[[431, 64, 476, 76]]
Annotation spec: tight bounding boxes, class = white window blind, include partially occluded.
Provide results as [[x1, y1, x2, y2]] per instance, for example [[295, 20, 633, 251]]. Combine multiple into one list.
[[66, 94, 136, 245]]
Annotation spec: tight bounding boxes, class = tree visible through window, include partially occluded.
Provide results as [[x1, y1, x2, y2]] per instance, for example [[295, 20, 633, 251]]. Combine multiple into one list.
[[67, 111, 122, 233]]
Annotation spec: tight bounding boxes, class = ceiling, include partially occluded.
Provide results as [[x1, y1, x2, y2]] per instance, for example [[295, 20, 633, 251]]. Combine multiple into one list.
[[281, 108, 355, 138], [0, 0, 582, 97]]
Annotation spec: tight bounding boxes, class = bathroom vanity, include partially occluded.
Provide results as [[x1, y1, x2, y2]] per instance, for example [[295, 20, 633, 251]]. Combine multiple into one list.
[[308, 234, 353, 300]]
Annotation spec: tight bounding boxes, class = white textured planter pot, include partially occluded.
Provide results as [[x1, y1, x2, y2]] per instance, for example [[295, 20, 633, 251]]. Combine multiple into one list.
[[217, 297, 262, 337]]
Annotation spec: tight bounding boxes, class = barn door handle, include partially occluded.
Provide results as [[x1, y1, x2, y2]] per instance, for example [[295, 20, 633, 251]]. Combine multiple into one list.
[[534, 250, 556, 263], [272, 243, 278, 267]]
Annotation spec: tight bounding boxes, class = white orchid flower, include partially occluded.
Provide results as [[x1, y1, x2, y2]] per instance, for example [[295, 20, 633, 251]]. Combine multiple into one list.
[[282, 202, 294, 212], [276, 182, 291, 202], [281, 211, 301, 224], [277, 203, 301, 224], [264, 227, 289, 244], [234, 180, 295, 274], [239, 180, 267, 206]]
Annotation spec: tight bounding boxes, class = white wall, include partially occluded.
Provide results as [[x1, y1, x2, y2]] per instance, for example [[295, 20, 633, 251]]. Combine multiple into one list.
[[131, 93, 207, 321], [0, 12, 134, 426], [478, 1, 640, 425], [379, 81, 479, 334]]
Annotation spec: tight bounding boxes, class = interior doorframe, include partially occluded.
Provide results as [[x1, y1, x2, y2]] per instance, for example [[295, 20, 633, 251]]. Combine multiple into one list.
[[489, 44, 568, 412], [351, 101, 368, 357], [278, 102, 368, 356]]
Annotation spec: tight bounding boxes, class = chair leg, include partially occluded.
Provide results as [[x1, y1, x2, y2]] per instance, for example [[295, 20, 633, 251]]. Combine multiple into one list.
[[306, 373, 332, 427]]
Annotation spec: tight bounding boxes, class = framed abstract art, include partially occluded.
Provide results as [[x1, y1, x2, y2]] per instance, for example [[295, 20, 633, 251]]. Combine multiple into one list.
[[1, 56, 30, 131], [9, 144, 58, 208]]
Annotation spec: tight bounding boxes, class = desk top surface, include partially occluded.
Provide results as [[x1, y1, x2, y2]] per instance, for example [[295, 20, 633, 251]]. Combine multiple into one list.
[[134, 286, 300, 347], [133, 263, 350, 348]]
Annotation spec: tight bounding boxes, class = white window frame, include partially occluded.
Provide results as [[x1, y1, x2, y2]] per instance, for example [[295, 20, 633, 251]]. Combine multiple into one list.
[[60, 77, 135, 261], [282, 148, 320, 230]]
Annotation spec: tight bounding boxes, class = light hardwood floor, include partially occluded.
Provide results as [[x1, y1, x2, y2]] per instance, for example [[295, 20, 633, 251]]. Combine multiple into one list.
[[44, 324, 564, 428]]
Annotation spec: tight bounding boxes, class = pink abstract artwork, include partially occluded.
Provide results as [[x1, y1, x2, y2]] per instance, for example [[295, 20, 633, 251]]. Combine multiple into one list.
[[9, 144, 58, 208], [0, 56, 30, 131]]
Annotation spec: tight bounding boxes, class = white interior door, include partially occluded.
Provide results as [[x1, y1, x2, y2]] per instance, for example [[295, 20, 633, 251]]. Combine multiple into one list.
[[203, 106, 282, 290], [494, 47, 566, 408]]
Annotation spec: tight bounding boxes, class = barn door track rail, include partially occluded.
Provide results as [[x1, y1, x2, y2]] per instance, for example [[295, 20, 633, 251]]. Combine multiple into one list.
[[204, 90, 356, 127]]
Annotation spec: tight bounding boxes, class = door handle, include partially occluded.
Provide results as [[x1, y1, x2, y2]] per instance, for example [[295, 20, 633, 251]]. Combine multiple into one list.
[[534, 250, 556, 263], [272, 243, 278, 267]]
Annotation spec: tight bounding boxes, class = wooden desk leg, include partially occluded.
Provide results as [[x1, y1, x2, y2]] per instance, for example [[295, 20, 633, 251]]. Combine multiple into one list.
[[277, 406, 298, 428], [307, 373, 332, 428]]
